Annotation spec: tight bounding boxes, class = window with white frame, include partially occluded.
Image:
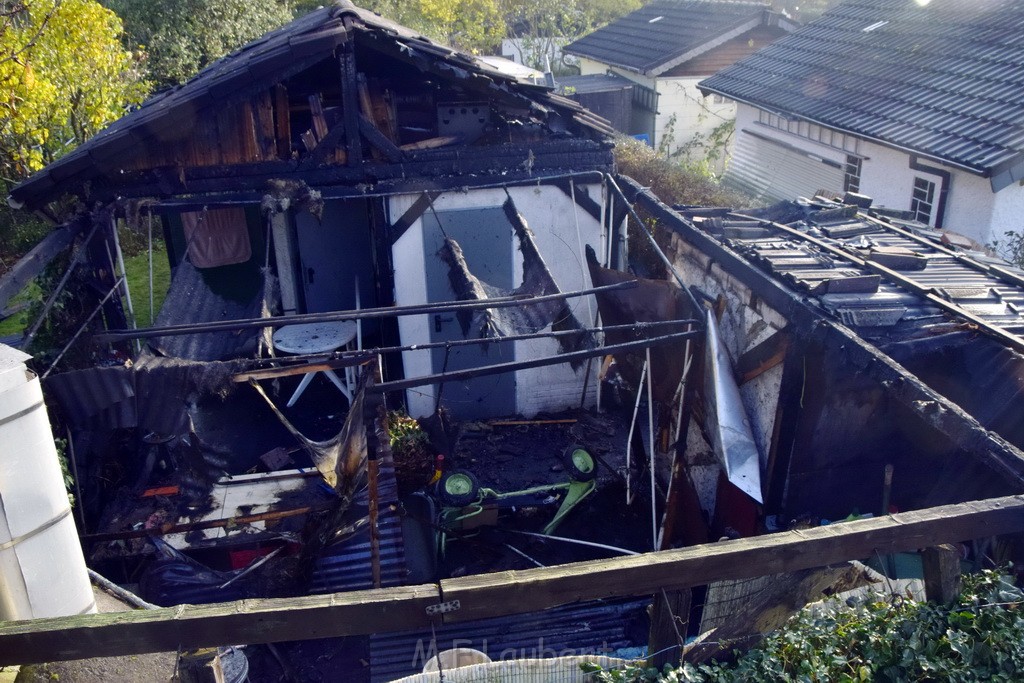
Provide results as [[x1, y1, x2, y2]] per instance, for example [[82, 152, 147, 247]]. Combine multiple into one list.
[[910, 176, 936, 224]]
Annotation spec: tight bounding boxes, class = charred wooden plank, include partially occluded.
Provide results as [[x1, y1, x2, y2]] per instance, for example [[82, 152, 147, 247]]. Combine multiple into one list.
[[308, 93, 329, 141], [358, 114, 404, 162], [298, 120, 348, 169], [0, 217, 86, 310], [273, 84, 291, 159], [251, 90, 277, 160], [389, 191, 438, 244], [338, 44, 363, 165], [736, 329, 789, 384]]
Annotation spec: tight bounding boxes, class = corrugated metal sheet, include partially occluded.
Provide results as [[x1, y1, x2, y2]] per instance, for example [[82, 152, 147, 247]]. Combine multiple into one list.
[[311, 458, 411, 592], [151, 260, 266, 362], [701, 0, 1024, 175], [726, 129, 845, 202], [368, 598, 649, 682]]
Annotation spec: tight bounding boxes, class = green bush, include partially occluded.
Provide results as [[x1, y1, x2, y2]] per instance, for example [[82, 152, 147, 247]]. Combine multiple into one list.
[[586, 569, 1024, 682], [614, 136, 751, 209]]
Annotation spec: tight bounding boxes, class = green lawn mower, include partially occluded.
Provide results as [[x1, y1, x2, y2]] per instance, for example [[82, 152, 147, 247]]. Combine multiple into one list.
[[435, 444, 598, 551]]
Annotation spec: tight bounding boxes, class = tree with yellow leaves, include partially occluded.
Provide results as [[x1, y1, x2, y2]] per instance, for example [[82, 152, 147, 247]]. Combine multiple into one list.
[[364, 0, 506, 53], [0, 0, 147, 183]]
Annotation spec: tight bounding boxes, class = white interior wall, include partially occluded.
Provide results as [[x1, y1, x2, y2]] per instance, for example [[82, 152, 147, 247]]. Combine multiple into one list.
[[390, 183, 606, 418]]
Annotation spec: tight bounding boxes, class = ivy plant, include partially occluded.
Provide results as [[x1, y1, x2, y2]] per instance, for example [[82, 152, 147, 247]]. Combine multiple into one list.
[[585, 569, 1024, 682]]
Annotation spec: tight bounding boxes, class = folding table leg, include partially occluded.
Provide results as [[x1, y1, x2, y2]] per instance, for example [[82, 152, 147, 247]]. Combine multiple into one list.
[[324, 369, 353, 402], [286, 371, 317, 408]]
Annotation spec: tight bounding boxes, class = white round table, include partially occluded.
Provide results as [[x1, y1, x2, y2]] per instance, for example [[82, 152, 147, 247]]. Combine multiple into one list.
[[273, 320, 358, 407]]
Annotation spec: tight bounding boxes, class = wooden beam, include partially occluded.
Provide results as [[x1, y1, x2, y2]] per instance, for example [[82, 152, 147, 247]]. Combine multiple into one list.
[[79, 506, 323, 543], [2, 495, 1023, 665], [389, 191, 438, 245], [922, 544, 962, 603], [358, 114, 404, 163], [0, 585, 439, 665], [0, 218, 85, 310], [736, 329, 789, 384], [231, 358, 363, 383], [338, 44, 363, 165], [298, 119, 348, 170], [437, 495, 1024, 623]]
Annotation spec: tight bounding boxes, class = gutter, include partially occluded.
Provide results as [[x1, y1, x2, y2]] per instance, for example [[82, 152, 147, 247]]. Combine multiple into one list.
[[695, 87, 990, 179]]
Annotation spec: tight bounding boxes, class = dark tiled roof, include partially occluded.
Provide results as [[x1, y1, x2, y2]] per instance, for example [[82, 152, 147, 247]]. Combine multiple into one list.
[[557, 73, 635, 95], [700, 0, 1024, 178], [564, 0, 774, 75]]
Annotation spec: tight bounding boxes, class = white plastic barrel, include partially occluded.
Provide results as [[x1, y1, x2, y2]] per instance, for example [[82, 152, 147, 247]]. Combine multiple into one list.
[[0, 345, 95, 620]]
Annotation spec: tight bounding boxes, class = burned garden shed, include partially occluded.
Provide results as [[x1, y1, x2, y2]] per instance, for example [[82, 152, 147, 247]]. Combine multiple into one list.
[[7, 1, 1024, 678]]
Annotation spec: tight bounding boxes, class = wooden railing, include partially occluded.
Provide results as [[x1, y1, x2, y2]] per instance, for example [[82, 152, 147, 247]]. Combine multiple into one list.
[[1, 495, 1023, 665]]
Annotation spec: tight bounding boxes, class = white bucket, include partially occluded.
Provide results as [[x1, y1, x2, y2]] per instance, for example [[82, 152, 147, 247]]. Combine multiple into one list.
[[0, 346, 95, 620], [422, 648, 492, 673]]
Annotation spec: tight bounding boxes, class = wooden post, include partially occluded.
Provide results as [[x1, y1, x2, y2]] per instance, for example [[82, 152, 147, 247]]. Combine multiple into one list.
[[922, 544, 962, 604], [648, 589, 690, 669]]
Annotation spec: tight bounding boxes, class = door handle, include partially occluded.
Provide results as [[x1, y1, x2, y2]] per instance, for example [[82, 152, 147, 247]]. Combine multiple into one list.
[[306, 267, 315, 284], [434, 314, 453, 332]]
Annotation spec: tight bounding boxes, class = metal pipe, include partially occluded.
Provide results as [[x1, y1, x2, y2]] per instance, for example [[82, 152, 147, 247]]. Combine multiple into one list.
[[372, 329, 700, 393], [88, 569, 159, 611], [43, 277, 124, 378], [625, 358, 648, 507], [503, 529, 639, 556], [647, 346, 657, 550], [93, 280, 640, 343]]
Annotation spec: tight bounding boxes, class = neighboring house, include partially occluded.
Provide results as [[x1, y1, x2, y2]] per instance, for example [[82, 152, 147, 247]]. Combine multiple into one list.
[[699, 0, 1024, 247], [564, 0, 797, 161]]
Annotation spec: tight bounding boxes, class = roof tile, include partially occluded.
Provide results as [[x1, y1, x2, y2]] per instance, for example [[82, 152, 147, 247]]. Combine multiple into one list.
[[702, 0, 1024, 172]]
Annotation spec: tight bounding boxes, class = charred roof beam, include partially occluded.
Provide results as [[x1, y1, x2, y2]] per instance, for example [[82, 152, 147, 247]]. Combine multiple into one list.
[[617, 174, 1024, 490]]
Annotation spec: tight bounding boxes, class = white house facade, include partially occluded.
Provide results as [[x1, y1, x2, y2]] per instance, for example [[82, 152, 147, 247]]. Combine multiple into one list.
[[701, 0, 1024, 247], [565, 1, 795, 165]]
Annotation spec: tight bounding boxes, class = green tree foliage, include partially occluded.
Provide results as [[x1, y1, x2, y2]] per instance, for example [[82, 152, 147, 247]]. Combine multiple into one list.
[[0, 0, 147, 265], [103, 0, 294, 86], [500, 0, 640, 71], [362, 0, 505, 53], [0, 0, 147, 181]]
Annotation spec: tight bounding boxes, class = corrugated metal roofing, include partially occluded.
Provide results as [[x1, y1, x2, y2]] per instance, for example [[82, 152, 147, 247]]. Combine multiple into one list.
[[565, 1, 774, 74], [150, 260, 266, 362], [700, 0, 1024, 175], [310, 458, 411, 592], [368, 598, 648, 682]]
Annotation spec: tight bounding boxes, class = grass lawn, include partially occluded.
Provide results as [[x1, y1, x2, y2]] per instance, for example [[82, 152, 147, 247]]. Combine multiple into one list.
[[0, 240, 171, 339], [123, 242, 171, 328]]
